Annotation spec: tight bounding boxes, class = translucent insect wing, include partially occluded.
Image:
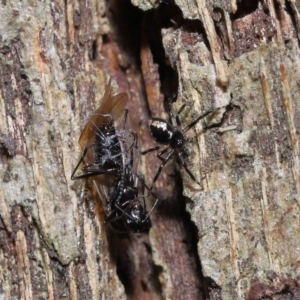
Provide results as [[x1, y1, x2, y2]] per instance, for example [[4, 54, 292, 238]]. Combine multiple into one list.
[[94, 79, 128, 122], [78, 80, 128, 163], [100, 93, 129, 121], [92, 174, 116, 214]]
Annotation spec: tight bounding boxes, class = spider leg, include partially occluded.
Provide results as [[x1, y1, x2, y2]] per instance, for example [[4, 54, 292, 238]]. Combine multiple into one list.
[[177, 151, 198, 183], [141, 146, 160, 155], [168, 103, 186, 127], [139, 175, 159, 221], [135, 172, 158, 201], [174, 103, 186, 127], [176, 103, 187, 116], [156, 146, 172, 161], [183, 109, 213, 133], [151, 148, 174, 189]]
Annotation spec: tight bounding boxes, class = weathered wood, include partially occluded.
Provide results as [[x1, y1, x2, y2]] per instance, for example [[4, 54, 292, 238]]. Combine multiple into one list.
[[1, 0, 300, 299], [0, 0, 125, 299], [136, 0, 300, 299], [197, 20, 300, 300]]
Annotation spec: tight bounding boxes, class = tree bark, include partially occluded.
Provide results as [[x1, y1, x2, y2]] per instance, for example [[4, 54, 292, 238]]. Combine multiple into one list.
[[1, 0, 300, 300]]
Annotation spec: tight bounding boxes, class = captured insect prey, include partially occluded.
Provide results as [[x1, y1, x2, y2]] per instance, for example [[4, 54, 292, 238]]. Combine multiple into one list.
[[72, 79, 158, 233], [71, 79, 132, 180], [142, 102, 213, 189], [95, 162, 158, 233]]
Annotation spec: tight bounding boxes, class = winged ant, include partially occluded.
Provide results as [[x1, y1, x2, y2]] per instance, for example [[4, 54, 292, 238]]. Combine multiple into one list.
[[71, 79, 158, 233], [142, 102, 213, 189]]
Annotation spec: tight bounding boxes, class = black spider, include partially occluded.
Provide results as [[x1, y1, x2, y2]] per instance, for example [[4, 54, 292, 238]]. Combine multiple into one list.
[[142, 103, 212, 188]]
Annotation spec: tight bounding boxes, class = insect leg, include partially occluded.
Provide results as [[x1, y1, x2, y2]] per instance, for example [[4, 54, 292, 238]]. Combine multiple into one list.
[[104, 212, 123, 224], [72, 142, 121, 179], [83, 165, 119, 175], [71, 143, 96, 180], [113, 202, 138, 224], [72, 169, 119, 180]]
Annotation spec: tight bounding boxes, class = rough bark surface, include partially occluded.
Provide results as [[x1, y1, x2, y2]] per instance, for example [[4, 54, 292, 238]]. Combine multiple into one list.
[[1, 0, 300, 300]]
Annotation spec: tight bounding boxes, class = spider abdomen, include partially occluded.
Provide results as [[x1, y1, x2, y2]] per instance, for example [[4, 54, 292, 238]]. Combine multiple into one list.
[[149, 118, 173, 145]]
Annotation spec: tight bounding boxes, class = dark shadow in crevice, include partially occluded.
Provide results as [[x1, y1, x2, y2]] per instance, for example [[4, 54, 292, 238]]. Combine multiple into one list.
[[138, 2, 206, 298], [102, 0, 164, 298], [106, 0, 143, 68], [107, 229, 163, 298], [103, 0, 209, 298], [141, 8, 179, 104], [231, 0, 260, 20], [281, 0, 299, 43]]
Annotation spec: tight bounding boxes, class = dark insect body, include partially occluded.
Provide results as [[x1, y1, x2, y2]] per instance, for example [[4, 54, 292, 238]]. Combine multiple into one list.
[[102, 166, 153, 233], [143, 103, 212, 188], [72, 80, 157, 233], [71, 79, 133, 180]]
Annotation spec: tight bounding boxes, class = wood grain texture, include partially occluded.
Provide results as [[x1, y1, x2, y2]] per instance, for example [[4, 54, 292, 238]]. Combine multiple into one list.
[[154, 1, 300, 299], [0, 0, 124, 299], [1, 0, 300, 299]]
